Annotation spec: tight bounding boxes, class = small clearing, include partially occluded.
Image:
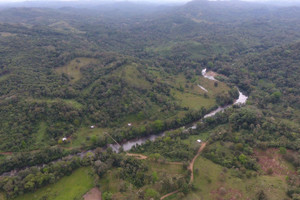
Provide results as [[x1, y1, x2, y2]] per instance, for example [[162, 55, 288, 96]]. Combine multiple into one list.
[[55, 57, 98, 82], [126, 153, 148, 160], [254, 148, 295, 176], [83, 187, 102, 200]]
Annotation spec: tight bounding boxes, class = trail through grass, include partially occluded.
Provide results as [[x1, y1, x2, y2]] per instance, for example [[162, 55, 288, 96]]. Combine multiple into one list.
[[167, 156, 289, 200]]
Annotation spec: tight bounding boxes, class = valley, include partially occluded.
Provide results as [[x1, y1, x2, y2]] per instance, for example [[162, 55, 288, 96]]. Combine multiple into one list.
[[0, 0, 299, 199]]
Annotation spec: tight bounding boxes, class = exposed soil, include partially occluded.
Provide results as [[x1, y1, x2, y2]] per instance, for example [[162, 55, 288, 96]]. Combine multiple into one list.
[[206, 71, 218, 77], [254, 148, 295, 176], [189, 142, 207, 183], [126, 153, 148, 159], [0, 152, 13, 155], [210, 187, 244, 200], [160, 190, 179, 200], [83, 187, 102, 200]]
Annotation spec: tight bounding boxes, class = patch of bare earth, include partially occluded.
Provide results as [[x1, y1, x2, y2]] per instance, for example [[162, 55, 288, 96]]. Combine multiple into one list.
[[254, 148, 295, 176], [0, 152, 13, 155], [206, 71, 218, 77], [206, 71, 227, 79], [83, 187, 102, 200], [126, 153, 148, 160], [210, 187, 245, 200]]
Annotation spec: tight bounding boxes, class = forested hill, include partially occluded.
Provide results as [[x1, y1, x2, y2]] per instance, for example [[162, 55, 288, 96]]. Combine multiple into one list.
[[0, 0, 299, 151], [0, 1, 300, 199], [215, 42, 300, 107]]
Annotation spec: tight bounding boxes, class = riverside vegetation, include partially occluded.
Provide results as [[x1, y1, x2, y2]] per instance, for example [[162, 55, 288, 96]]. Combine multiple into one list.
[[0, 0, 299, 199]]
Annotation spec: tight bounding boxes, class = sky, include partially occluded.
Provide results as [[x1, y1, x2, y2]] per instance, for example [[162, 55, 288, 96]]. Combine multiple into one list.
[[0, 0, 300, 4]]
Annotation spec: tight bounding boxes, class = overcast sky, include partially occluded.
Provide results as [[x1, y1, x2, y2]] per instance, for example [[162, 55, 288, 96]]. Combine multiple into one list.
[[0, 0, 300, 4]]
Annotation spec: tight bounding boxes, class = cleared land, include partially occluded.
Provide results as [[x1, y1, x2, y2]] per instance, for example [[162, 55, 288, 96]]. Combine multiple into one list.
[[167, 156, 289, 200], [14, 167, 94, 200], [83, 187, 102, 200], [55, 57, 98, 82]]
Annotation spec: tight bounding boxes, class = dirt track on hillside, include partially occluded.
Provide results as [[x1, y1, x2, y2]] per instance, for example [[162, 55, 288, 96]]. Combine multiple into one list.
[[189, 142, 207, 183], [160, 142, 207, 200], [160, 190, 179, 200]]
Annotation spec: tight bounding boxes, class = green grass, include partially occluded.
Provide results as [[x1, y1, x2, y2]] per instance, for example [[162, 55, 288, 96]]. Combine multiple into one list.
[[168, 73, 231, 110], [119, 64, 152, 90], [14, 167, 94, 200], [181, 134, 209, 147], [0, 74, 9, 82], [145, 159, 184, 175], [167, 156, 289, 200], [33, 121, 49, 148], [0, 193, 6, 200], [172, 89, 215, 110], [197, 76, 230, 96], [65, 126, 108, 148], [62, 99, 83, 109], [55, 57, 98, 82]]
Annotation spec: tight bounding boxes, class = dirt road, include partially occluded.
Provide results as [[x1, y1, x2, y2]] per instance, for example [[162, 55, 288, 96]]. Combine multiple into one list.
[[188, 142, 207, 183], [160, 142, 207, 200], [160, 190, 179, 200], [126, 153, 148, 159]]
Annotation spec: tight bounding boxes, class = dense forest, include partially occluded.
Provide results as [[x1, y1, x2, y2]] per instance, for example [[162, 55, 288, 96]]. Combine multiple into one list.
[[0, 0, 299, 199]]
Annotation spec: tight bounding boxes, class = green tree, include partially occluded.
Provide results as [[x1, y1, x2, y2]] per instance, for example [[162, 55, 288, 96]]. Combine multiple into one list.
[[145, 188, 159, 200], [152, 171, 158, 183], [102, 191, 113, 200]]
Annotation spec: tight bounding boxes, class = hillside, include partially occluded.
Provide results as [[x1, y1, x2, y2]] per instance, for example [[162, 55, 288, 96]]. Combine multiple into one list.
[[0, 1, 299, 200]]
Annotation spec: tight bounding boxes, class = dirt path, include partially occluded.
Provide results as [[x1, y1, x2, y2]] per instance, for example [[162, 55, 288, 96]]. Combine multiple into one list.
[[160, 190, 179, 200], [159, 142, 207, 200], [0, 152, 13, 155], [83, 187, 102, 200], [188, 142, 207, 183], [126, 153, 148, 160]]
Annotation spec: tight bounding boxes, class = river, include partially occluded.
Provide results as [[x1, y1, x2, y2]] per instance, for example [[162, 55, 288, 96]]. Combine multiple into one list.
[[109, 68, 248, 152], [1, 68, 248, 176]]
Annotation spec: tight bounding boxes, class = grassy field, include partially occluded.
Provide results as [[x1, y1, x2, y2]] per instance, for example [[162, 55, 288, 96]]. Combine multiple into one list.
[[64, 126, 108, 148], [55, 57, 98, 82], [166, 156, 289, 200], [169, 73, 230, 110], [172, 89, 215, 110], [34, 121, 49, 147], [181, 134, 209, 148], [14, 167, 94, 200], [117, 64, 152, 90]]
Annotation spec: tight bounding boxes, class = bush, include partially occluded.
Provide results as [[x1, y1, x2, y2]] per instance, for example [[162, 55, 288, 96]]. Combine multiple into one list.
[[145, 188, 160, 200]]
